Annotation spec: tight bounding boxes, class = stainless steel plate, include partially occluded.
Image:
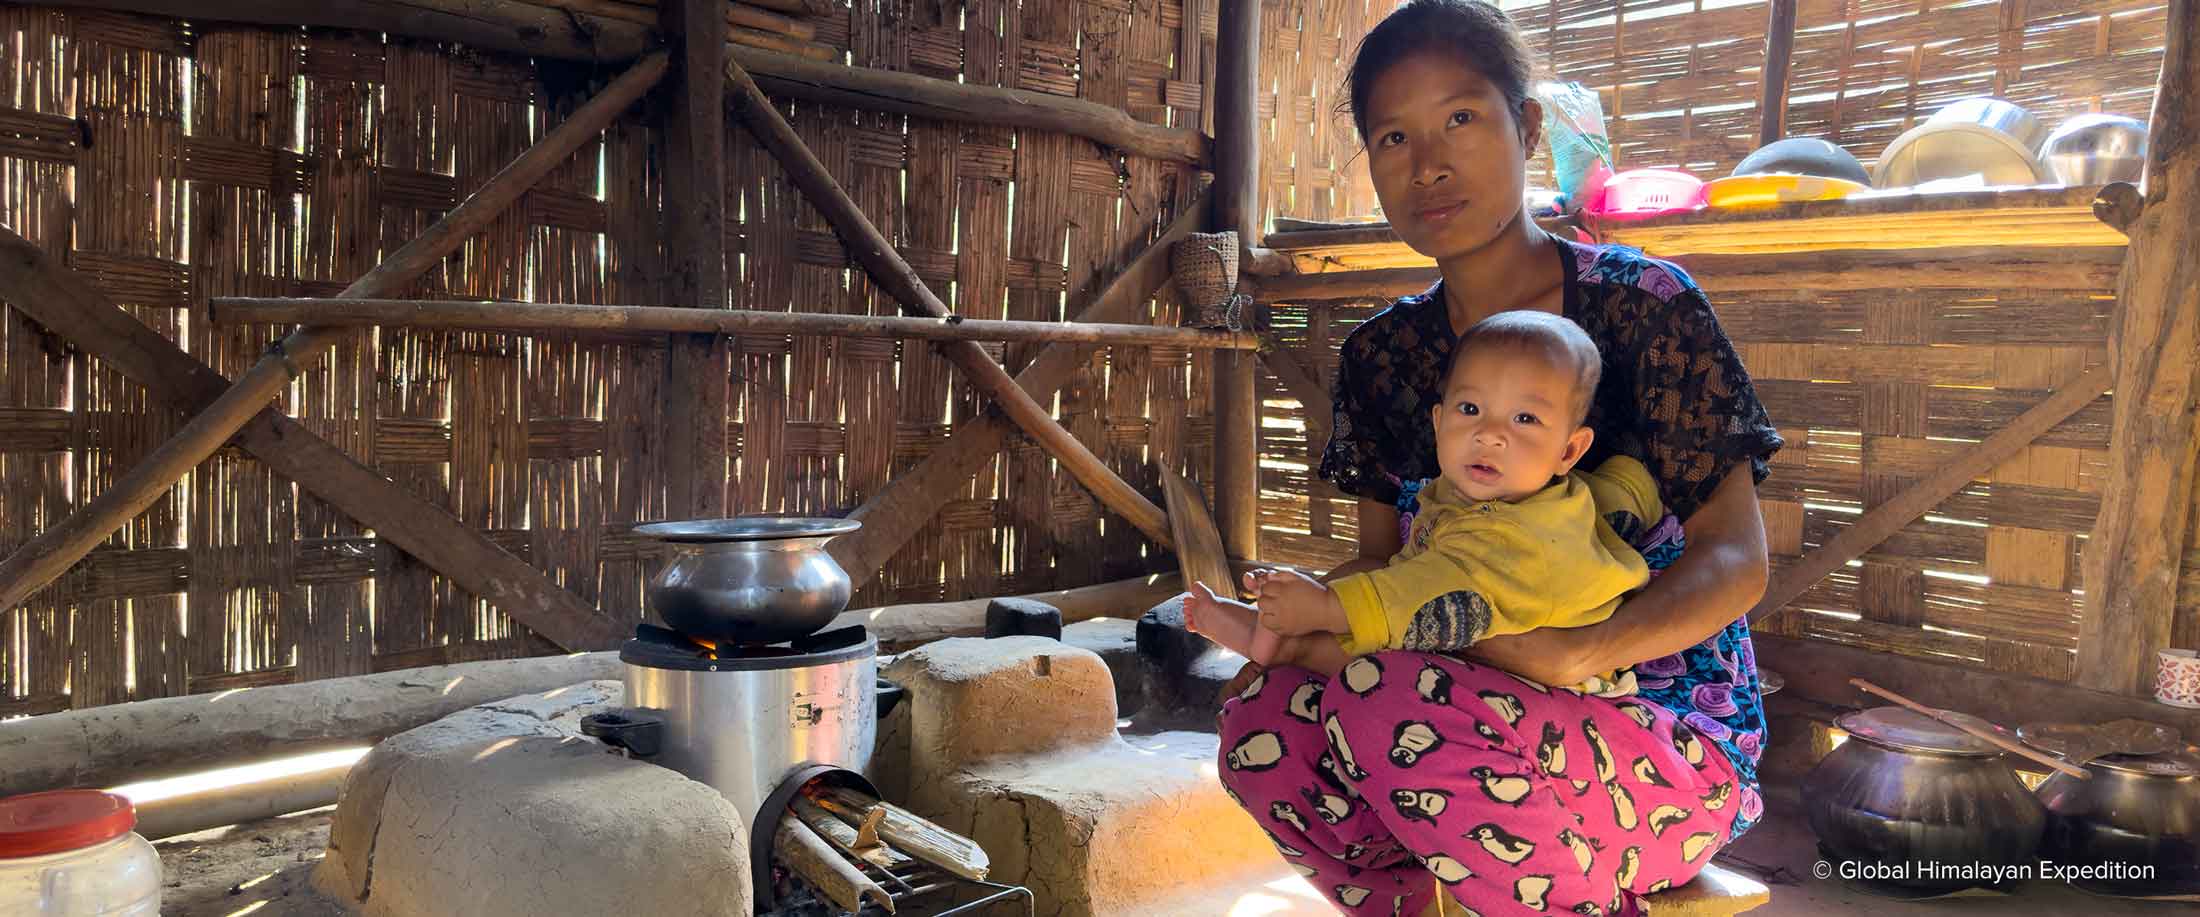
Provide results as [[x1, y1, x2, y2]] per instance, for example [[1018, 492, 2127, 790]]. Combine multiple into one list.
[[633, 516, 862, 543]]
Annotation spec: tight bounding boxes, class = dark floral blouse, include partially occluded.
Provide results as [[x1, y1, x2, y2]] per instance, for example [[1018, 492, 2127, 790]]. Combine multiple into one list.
[[1317, 235, 1785, 837]]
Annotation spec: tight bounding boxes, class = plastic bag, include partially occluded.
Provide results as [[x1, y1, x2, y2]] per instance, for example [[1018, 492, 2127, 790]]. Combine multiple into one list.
[[1537, 81, 1613, 212]]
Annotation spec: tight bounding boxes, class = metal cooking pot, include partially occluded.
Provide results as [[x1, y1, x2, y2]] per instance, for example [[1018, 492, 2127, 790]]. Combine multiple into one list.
[[634, 516, 861, 643], [2040, 113, 2149, 186], [1874, 97, 2051, 189], [2036, 750, 2200, 897], [1804, 706, 2044, 892]]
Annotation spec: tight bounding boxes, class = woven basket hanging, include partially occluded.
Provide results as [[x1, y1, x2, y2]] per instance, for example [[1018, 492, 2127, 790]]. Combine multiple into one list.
[[1171, 231, 1249, 330]]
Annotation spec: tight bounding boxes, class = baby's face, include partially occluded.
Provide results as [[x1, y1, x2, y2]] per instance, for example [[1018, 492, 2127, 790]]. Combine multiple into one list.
[[1431, 349, 1591, 503]]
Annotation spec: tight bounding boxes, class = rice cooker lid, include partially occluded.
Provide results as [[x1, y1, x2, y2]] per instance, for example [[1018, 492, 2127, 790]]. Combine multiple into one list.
[[1835, 706, 2008, 757]]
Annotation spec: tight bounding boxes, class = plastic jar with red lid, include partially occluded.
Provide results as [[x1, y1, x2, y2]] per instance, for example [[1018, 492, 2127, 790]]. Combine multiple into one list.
[[0, 790, 161, 916]]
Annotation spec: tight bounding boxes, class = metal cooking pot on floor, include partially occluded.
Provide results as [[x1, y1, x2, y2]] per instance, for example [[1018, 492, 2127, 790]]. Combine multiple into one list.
[[1804, 706, 2044, 892]]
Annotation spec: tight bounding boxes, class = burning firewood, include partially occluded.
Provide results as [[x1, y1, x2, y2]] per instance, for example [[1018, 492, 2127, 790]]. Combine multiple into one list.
[[773, 817, 894, 914], [791, 796, 913, 871], [808, 785, 991, 881]]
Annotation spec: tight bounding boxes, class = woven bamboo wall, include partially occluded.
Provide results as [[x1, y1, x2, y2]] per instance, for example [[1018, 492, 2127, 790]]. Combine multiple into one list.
[[0, 0, 1274, 714]]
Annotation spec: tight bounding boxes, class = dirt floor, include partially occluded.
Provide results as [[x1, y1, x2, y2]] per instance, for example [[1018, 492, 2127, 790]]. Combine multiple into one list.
[[155, 809, 348, 917]]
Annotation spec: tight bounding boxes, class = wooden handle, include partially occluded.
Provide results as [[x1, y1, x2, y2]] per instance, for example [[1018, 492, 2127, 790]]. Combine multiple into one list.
[[1849, 678, 2091, 779]]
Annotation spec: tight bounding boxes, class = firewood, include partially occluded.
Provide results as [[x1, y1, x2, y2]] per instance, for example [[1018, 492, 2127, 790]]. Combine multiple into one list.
[[812, 786, 990, 881], [774, 817, 894, 914], [791, 797, 912, 871], [854, 807, 885, 850]]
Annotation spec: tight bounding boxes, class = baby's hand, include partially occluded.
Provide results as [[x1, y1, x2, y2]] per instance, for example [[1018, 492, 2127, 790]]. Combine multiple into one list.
[[1244, 567, 1346, 636]]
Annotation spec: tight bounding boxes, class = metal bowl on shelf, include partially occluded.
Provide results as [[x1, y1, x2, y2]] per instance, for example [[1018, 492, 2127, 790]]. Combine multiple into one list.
[[1873, 97, 2052, 189], [2040, 113, 2148, 186]]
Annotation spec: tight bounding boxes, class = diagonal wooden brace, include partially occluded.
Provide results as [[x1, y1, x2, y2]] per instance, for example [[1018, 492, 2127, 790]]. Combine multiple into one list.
[[1749, 364, 2113, 625], [824, 192, 1210, 588], [720, 55, 1175, 550], [0, 51, 670, 638]]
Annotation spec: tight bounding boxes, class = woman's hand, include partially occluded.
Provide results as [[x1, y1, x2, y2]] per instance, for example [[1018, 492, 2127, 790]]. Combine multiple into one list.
[[1244, 568, 1349, 636]]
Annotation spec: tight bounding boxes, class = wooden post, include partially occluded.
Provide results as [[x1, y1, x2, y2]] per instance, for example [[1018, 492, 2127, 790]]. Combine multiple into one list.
[[1210, 0, 1263, 562], [0, 51, 671, 616], [0, 231, 627, 651], [1757, 0, 1799, 146], [662, 0, 731, 520], [721, 55, 1175, 549], [2075, 0, 2200, 695]]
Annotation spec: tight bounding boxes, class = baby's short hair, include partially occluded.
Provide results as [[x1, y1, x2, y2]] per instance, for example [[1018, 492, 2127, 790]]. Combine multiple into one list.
[[1447, 310, 1602, 426]]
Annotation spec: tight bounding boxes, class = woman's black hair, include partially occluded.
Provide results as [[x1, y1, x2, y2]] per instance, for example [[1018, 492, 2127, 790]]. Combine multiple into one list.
[[1345, 0, 1540, 141]]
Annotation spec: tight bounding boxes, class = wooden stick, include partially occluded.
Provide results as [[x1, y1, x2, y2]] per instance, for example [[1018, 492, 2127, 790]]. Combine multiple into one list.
[[722, 54, 1175, 550], [791, 797, 913, 871], [813, 786, 989, 881], [210, 298, 1263, 349], [1749, 366, 2112, 624], [0, 232, 627, 652], [46, 2, 1208, 166], [1756, 0, 1799, 146], [0, 51, 670, 619], [774, 816, 895, 914], [1848, 678, 2093, 779], [823, 192, 1210, 588], [2074, 0, 2200, 696], [1159, 466, 1236, 600]]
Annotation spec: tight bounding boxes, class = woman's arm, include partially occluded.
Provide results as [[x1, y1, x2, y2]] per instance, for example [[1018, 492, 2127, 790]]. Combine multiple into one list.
[[1321, 498, 1404, 582], [1461, 467, 1768, 686]]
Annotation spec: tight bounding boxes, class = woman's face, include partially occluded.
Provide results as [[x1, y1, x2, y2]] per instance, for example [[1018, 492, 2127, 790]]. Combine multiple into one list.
[[1360, 53, 1539, 262]]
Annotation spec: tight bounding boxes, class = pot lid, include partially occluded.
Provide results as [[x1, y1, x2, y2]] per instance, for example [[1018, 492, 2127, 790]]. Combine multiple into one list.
[[633, 516, 860, 543], [1835, 706, 2011, 757], [2087, 750, 2200, 779], [2016, 719, 2181, 768]]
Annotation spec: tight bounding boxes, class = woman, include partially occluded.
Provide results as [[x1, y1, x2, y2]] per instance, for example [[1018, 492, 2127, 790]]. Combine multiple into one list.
[[1213, 2, 1782, 915]]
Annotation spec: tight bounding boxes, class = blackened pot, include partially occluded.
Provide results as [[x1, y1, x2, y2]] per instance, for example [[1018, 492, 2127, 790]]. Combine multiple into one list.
[[1803, 707, 2044, 892], [2037, 751, 2200, 897]]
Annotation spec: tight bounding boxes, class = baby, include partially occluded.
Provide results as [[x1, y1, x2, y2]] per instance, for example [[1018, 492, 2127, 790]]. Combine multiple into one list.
[[1185, 310, 1662, 695]]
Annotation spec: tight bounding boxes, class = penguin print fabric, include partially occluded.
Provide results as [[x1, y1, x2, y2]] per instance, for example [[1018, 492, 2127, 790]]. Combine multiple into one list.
[[1218, 656, 1740, 916]]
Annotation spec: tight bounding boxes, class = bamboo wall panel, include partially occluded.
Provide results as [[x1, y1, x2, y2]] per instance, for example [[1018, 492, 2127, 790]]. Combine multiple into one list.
[[0, 3, 1211, 712]]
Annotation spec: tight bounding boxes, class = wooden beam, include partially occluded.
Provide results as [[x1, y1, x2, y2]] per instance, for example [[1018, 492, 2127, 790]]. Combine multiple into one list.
[[47, 1, 1209, 167], [721, 55, 1174, 550], [0, 230, 628, 651], [1757, 0, 1799, 146], [2075, 0, 2200, 695], [661, 0, 730, 520], [1249, 248, 2128, 302], [0, 51, 671, 628], [1750, 365, 2113, 624], [825, 193, 1210, 589], [740, 48, 1210, 167], [1210, 0, 1262, 562], [209, 298, 1264, 349], [1756, 633, 2200, 741]]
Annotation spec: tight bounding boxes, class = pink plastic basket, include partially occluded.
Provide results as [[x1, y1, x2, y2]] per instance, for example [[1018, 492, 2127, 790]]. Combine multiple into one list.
[[1590, 168, 1705, 219]]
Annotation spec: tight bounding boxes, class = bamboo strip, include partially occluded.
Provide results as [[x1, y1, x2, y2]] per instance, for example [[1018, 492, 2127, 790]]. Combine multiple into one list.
[[211, 298, 1262, 349]]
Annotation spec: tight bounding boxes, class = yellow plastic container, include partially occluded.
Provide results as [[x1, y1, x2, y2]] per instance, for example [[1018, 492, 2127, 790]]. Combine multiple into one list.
[[1703, 174, 1867, 208]]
